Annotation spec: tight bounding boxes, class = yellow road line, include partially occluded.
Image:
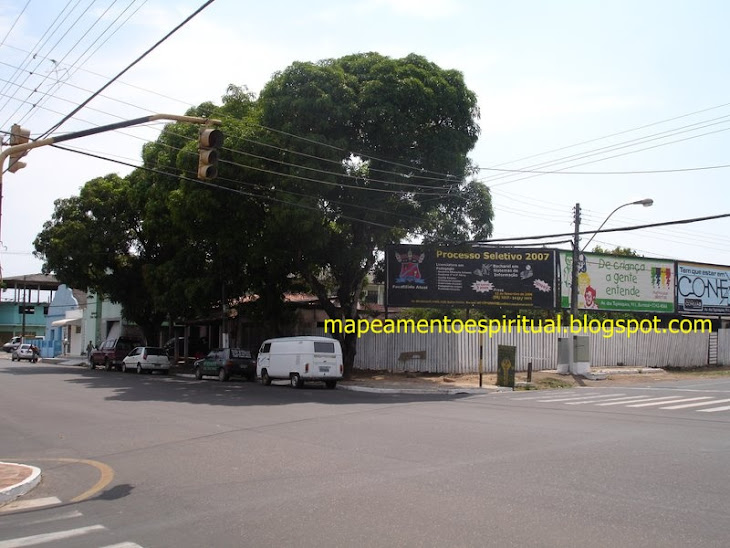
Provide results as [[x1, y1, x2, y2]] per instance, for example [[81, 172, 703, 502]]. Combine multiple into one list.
[[1, 457, 115, 503]]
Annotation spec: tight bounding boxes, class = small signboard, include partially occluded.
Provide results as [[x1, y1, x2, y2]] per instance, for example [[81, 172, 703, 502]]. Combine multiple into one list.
[[497, 345, 516, 388]]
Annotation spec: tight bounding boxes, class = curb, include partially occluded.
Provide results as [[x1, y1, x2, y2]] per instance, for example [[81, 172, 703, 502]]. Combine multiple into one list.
[[338, 384, 494, 395], [594, 368, 667, 375], [0, 463, 42, 505]]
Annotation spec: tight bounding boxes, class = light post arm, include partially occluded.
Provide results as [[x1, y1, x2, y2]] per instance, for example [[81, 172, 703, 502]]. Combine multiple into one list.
[[0, 114, 221, 281], [581, 198, 654, 253]]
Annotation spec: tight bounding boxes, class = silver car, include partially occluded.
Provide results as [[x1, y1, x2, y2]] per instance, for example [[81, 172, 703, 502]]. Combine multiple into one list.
[[11, 343, 38, 363]]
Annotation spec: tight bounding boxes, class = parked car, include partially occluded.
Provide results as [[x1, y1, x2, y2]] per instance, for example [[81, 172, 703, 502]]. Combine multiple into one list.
[[121, 346, 171, 374], [193, 348, 257, 382], [257, 336, 343, 389], [89, 337, 145, 371], [3, 336, 22, 353], [11, 343, 38, 363], [164, 336, 208, 359]]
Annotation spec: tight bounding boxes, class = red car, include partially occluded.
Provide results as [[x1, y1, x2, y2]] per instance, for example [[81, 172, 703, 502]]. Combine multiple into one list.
[[89, 337, 144, 371]]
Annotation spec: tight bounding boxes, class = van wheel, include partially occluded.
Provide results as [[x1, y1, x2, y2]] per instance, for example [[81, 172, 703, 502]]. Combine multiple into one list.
[[261, 370, 271, 386], [121, 363, 128, 373], [104, 360, 111, 371], [136, 363, 143, 374], [325, 380, 337, 389], [290, 373, 304, 389], [218, 368, 229, 382], [88, 361, 95, 370], [194, 367, 203, 380]]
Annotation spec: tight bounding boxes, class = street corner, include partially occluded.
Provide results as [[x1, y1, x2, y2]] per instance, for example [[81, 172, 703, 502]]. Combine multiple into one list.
[[0, 461, 42, 505]]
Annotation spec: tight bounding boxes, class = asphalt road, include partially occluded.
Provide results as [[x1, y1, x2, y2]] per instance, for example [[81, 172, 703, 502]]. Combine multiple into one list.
[[1, 356, 729, 547]]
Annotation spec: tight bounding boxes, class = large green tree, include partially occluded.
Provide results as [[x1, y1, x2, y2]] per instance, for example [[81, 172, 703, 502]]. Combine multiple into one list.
[[34, 54, 494, 375], [257, 52, 493, 375], [33, 174, 165, 342], [34, 87, 297, 342]]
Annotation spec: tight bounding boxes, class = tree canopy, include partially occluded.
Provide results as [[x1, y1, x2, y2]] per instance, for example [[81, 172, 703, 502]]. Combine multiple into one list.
[[33, 53, 494, 376]]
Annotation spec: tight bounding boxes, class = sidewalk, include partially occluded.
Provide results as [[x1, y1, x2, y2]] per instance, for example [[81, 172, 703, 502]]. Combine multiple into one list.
[[0, 462, 41, 505]]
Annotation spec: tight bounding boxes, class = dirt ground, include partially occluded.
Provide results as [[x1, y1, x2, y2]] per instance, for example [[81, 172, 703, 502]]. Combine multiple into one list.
[[347, 366, 730, 390]]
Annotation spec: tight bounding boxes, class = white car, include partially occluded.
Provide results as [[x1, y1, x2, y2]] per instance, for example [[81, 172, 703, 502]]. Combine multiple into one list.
[[3, 336, 22, 353], [121, 346, 171, 374], [11, 343, 38, 363]]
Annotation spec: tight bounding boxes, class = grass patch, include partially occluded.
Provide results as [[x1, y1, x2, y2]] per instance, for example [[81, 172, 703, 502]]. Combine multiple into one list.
[[533, 377, 575, 389]]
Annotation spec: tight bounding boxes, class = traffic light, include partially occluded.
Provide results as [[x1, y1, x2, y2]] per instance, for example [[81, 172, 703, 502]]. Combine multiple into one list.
[[8, 123, 30, 173], [198, 127, 223, 180]]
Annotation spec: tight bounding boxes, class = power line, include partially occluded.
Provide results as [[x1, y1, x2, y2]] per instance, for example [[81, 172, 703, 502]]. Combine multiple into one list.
[[39, 0, 217, 138], [481, 100, 730, 170], [0, 0, 32, 49], [18, 0, 149, 128], [49, 143, 399, 230], [480, 162, 730, 175], [473, 213, 730, 244]]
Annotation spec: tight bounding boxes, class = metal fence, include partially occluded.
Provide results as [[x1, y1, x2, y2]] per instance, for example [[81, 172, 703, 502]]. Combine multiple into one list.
[[719, 329, 730, 366], [353, 328, 728, 373]]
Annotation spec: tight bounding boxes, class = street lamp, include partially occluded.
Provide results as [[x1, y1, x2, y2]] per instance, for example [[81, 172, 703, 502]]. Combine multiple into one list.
[[581, 198, 654, 253], [569, 198, 653, 318]]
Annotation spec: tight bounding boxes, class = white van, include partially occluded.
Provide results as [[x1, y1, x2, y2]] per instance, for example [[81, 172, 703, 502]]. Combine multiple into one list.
[[257, 336, 343, 389]]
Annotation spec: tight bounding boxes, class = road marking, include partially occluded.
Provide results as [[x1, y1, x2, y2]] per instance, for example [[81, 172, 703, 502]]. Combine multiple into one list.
[[0, 524, 106, 548], [0, 510, 83, 527], [595, 396, 678, 406], [661, 398, 730, 410], [537, 394, 624, 403], [0, 457, 115, 503], [99, 543, 144, 548], [697, 405, 730, 413], [0, 497, 62, 512], [626, 397, 715, 408], [565, 395, 644, 405]]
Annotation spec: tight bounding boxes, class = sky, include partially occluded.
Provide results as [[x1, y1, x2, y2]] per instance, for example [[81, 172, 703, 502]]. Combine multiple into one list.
[[1, 0, 729, 281]]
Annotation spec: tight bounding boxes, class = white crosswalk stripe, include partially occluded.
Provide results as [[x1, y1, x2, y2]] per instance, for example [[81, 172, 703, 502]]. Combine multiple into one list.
[[0, 498, 62, 513], [661, 398, 730, 410], [566, 395, 646, 405], [627, 396, 715, 408], [698, 405, 730, 413], [514, 392, 730, 414], [0, 505, 145, 548], [538, 394, 625, 403], [595, 396, 679, 406], [0, 525, 106, 548]]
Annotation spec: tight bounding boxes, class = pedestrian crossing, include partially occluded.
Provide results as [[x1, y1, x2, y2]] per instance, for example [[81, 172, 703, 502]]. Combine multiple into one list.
[[0, 498, 143, 548], [508, 391, 730, 414]]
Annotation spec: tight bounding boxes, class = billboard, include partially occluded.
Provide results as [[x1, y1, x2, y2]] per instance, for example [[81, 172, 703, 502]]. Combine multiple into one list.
[[386, 245, 556, 308], [559, 251, 675, 313], [677, 262, 730, 315]]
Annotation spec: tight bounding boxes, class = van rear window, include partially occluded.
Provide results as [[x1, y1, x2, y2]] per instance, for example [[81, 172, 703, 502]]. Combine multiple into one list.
[[231, 349, 252, 359], [314, 341, 335, 353]]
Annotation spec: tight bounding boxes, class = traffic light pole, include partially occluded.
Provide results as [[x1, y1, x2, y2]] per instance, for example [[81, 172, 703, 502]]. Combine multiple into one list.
[[0, 113, 221, 280]]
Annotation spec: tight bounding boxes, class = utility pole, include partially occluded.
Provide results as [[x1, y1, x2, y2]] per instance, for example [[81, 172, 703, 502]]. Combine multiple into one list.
[[0, 113, 222, 282], [570, 203, 581, 319]]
